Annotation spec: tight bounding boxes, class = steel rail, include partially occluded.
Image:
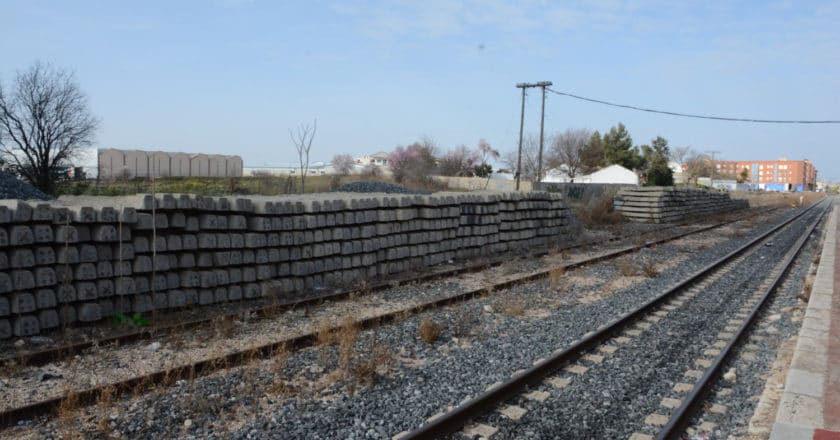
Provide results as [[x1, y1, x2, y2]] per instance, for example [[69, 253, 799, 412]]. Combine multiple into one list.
[[656, 199, 832, 439], [1, 209, 759, 369], [401, 200, 826, 439], [0, 209, 767, 429]]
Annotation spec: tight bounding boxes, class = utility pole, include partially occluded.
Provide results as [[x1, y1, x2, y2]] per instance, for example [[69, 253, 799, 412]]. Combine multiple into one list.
[[515, 81, 552, 190], [705, 150, 720, 189], [536, 82, 551, 187], [515, 85, 526, 191]]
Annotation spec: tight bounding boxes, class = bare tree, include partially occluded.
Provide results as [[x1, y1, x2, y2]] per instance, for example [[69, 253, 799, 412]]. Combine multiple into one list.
[[547, 128, 591, 182], [684, 152, 712, 184], [0, 62, 98, 194], [503, 135, 540, 182], [669, 146, 693, 165], [289, 119, 317, 193], [438, 145, 478, 177], [331, 153, 354, 176]]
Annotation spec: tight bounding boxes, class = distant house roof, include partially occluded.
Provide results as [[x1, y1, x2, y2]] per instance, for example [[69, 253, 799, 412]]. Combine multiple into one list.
[[585, 164, 639, 184], [371, 151, 389, 159]]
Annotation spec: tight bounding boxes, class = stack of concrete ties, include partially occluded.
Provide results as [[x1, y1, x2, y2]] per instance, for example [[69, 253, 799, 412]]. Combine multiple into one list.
[[1, 191, 576, 338], [0, 199, 135, 339], [613, 187, 749, 223]]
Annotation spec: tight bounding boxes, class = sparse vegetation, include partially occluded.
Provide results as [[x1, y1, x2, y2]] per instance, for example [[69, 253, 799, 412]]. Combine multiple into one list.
[[617, 255, 658, 278], [575, 194, 624, 226], [497, 295, 527, 316], [349, 335, 394, 390], [450, 305, 482, 337], [213, 315, 236, 339], [56, 173, 452, 197], [97, 385, 115, 435], [731, 191, 825, 209], [548, 266, 565, 287], [798, 281, 813, 302], [57, 387, 80, 439], [419, 318, 443, 343]]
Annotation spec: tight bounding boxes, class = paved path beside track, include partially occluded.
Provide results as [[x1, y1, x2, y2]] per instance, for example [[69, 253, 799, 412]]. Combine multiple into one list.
[[771, 204, 840, 440]]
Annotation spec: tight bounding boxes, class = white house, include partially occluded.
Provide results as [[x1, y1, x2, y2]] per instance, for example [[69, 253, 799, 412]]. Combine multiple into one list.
[[542, 164, 639, 185], [583, 164, 639, 184], [355, 152, 389, 168]]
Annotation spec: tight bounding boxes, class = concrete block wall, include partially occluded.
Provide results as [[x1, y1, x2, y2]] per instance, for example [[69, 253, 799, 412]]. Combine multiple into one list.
[[0, 191, 576, 338], [614, 187, 749, 223]]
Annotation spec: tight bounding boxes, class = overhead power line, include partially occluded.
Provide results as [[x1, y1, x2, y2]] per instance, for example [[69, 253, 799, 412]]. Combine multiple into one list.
[[546, 88, 840, 124]]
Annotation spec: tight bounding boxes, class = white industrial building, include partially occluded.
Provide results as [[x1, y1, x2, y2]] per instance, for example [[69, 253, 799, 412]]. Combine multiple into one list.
[[98, 149, 243, 179]]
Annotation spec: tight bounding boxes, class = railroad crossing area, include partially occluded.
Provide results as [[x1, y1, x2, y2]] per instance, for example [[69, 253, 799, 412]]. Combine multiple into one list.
[[772, 205, 840, 439]]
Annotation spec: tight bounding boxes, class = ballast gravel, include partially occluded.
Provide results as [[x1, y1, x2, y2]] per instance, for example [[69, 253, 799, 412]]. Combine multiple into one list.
[[477, 205, 825, 439], [0, 170, 52, 200], [682, 210, 826, 439], [333, 181, 431, 195]]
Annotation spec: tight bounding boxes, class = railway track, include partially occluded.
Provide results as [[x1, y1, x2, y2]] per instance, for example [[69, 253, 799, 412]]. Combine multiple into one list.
[[1, 208, 766, 370], [399, 198, 829, 439], [0, 206, 783, 429]]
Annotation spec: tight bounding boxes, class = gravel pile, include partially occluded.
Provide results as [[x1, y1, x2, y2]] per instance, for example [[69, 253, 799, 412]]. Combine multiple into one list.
[[333, 181, 432, 195], [0, 170, 52, 200]]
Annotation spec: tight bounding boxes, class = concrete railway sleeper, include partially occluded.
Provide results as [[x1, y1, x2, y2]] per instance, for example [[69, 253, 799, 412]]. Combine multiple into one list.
[[0, 208, 767, 370], [653, 201, 831, 439], [0, 208, 780, 429], [399, 198, 829, 439]]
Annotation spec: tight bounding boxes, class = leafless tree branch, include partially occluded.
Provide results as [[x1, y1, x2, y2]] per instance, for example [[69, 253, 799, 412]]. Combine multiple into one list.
[[289, 119, 317, 193], [0, 62, 98, 194]]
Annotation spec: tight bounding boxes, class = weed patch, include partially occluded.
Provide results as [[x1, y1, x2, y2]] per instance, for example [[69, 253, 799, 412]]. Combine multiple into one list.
[[575, 194, 624, 227], [419, 318, 443, 343]]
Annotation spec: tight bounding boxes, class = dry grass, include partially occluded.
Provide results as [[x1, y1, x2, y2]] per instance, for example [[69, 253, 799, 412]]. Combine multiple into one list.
[[418, 318, 443, 343], [617, 257, 638, 277], [57, 174, 453, 197], [267, 344, 295, 396], [450, 306, 481, 337], [641, 259, 659, 278], [813, 254, 822, 265], [732, 191, 825, 208], [798, 282, 813, 303], [97, 385, 115, 435], [337, 321, 361, 372], [214, 315, 237, 339], [548, 266, 565, 288], [496, 295, 527, 316], [574, 194, 624, 227], [617, 256, 658, 278], [349, 336, 394, 390], [57, 387, 80, 439]]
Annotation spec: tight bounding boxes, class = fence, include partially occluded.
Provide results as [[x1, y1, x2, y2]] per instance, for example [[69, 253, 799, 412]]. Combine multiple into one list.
[[536, 182, 636, 201]]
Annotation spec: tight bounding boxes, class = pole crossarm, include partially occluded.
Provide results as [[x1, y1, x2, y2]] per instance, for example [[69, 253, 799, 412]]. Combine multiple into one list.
[[514, 81, 553, 190]]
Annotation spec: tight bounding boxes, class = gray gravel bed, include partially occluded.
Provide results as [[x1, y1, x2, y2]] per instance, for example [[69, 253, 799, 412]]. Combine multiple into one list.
[[476, 206, 824, 439], [5, 208, 799, 439], [680, 208, 827, 439]]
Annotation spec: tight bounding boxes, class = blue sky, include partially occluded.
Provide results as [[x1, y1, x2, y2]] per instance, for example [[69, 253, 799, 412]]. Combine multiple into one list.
[[2, 0, 839, 180]]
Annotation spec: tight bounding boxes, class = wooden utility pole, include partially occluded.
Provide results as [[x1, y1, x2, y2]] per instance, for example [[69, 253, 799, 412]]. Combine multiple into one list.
[[536, 82, 551, 186], [515, 81, 552, 190], [516, 85, 526, 191], [705, 150, 720, 189]]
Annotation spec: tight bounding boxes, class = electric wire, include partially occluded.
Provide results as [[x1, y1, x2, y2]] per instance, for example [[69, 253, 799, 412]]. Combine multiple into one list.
[[546, 88, 840, 124]]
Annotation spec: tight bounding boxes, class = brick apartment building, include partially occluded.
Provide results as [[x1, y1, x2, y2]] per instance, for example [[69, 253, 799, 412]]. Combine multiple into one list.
[[714, 158, 817, 191]]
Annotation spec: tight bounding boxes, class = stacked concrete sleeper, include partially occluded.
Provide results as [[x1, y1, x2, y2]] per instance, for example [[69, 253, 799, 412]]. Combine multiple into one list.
[[0, 191, 576, 338], [614, 187, 749, 223]]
